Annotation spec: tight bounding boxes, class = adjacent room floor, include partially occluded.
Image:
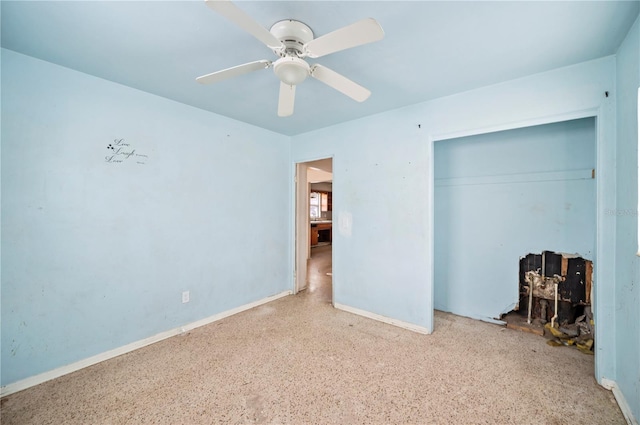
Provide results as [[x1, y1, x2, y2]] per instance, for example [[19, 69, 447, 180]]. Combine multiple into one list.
[[307, 244, 332, 304], [0, 246, 624, 424]]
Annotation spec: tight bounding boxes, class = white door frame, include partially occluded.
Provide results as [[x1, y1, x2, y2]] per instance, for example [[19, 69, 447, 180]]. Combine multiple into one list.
[[293, 156, 334, 299], [294, 162, 309, 294]]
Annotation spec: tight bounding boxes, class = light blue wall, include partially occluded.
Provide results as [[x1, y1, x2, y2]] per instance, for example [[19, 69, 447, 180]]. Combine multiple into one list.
[[293, 122, 431, 329], [434, 118, 596, 321], [292, 58, 616, 349], [1, 49, 291, 386], [615, 16, 640, 420]]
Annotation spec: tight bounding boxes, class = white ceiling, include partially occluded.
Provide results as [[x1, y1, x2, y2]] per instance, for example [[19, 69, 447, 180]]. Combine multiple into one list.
[[2, 1, 638, 136], [306, 158, 332, 173], [307, 158, 333, 183]]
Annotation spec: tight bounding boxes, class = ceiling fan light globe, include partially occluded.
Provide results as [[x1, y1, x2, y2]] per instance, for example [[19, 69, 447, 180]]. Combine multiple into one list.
[[273, 57, 310, 86]]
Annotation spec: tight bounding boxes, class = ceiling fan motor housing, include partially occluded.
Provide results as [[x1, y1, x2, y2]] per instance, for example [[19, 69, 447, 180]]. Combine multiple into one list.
[[270, 20, 314, 56]]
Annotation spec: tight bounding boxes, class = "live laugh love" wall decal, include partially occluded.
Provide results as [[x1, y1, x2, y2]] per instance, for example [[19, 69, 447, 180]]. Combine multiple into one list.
[[105, 138, 149, 165]]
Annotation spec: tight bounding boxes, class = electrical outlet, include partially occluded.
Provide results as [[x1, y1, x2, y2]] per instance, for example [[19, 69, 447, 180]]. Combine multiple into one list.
[[182, 291, 190, 304]]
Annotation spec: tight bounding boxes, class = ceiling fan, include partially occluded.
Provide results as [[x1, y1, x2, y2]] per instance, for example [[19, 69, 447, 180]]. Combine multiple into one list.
[[196, 0, 384, 117]]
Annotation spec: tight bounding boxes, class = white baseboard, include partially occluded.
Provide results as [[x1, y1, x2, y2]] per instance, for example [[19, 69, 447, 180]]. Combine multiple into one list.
[[334, 303, 432, 335], [0, 290, 292, 398], [601, 378, 638, 425]]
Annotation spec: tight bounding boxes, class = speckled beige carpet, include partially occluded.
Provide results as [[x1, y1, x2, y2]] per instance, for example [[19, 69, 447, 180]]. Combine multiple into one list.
[[0, 248, 624, 424]]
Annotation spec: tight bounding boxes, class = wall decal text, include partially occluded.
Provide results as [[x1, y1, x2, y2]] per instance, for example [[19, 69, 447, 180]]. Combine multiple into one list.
[[105, 138, 148, 165]]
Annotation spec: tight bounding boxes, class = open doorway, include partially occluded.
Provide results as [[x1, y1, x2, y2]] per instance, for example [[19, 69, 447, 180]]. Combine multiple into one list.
[[295, 157, 333, 304]]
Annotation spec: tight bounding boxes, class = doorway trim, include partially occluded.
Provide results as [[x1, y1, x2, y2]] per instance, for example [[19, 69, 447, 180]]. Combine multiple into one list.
[[427, 106, 613, 385], [292, 155, 335, 304]]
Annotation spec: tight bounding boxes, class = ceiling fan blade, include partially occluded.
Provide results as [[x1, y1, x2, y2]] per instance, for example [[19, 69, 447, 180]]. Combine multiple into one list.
[[304, 18, 384, 59], [196, 60, 271, 84], [310, 64, 371, 102], [205, 0, 283, 49], [278, 82, 296, 117]]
